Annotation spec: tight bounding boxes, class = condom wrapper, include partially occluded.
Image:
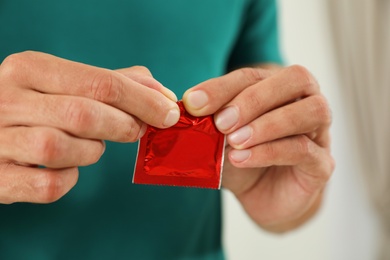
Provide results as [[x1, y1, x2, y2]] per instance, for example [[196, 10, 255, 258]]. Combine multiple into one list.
[[133, 101, 225, 189]]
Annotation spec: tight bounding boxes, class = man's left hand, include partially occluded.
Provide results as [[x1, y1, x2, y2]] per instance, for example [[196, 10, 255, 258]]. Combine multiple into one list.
[[183, 65, 334, 232]]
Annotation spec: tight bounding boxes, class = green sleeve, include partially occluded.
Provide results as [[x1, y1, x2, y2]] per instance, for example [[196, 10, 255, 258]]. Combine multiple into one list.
[[228, 0, 284, 69]]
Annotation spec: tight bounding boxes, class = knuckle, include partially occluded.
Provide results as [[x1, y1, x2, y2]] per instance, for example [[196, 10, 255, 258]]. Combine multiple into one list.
[[239, 67, 264, 83], [312, 95, 332, 125], [91, 148, 104, 164], [85, 141, 105, 164], [0, 89, 16, 118], [288, 65, 318, 93], [36, 171, 63, 203], [123, 119, 141, 142], [317, 155, 335, 184], [289, 65, 311, 80], [0, 52, 30, 79], [131, 65, 152, 76], [296, 135, 314, 157], [32, 129, 61, 166], [64, 100, 98, 134], [246, 91, 263, 113], [90, 71, 122, 104]]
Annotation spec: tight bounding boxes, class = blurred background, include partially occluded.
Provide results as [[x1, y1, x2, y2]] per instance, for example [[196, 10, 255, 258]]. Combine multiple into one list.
[[223, 1, 383, 259]]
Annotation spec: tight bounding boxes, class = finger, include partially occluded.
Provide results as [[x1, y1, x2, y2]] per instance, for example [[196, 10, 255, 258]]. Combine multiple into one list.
[[0, 126, 105, 168], [4, 90, 146, 142], [212, 66, 321, 134], [116, 66, 177, 102], [183, 68, 273, 115], [228, 135, 334, 192], [0, 51, 179, 128], [183, 65, 319, 118], [0, 163, 78, 204], [227, 95, 332, 149]]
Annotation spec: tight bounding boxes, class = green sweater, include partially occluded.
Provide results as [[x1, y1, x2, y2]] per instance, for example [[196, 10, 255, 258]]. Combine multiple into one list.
[[0, 1, 282, 259]]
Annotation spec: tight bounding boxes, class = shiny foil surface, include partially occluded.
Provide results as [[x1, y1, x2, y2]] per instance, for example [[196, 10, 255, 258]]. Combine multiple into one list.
[[133, 101, 225, 189]]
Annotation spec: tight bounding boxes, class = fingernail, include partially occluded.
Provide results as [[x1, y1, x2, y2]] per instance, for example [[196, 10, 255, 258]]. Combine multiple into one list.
[[228, 125, 252, 146], [215, 106, 239, 131], [230, 149, 251, 163], [163, 108, 180, 127], [186, 90, 208, 110]]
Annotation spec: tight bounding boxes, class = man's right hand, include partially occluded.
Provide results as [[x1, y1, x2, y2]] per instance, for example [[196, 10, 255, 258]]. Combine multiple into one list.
[[0, 51, 179, 204]]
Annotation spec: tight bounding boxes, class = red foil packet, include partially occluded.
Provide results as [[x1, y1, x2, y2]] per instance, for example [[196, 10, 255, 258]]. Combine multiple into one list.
[[133, 101, 225, 189]]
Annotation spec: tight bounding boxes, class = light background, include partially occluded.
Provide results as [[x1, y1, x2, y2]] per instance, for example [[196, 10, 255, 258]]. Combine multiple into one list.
[[223, 1, 380, 259]]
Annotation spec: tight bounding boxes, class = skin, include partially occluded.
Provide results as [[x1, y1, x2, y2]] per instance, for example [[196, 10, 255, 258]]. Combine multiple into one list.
[[182, 66, 334, 232], [0, 51, 180, 204], [0, 51, 334, 233]]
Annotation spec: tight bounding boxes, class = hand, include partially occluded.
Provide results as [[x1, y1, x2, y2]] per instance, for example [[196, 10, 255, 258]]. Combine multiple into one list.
[[183, 65, 334, 232], [0, 51, 179, 204]]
